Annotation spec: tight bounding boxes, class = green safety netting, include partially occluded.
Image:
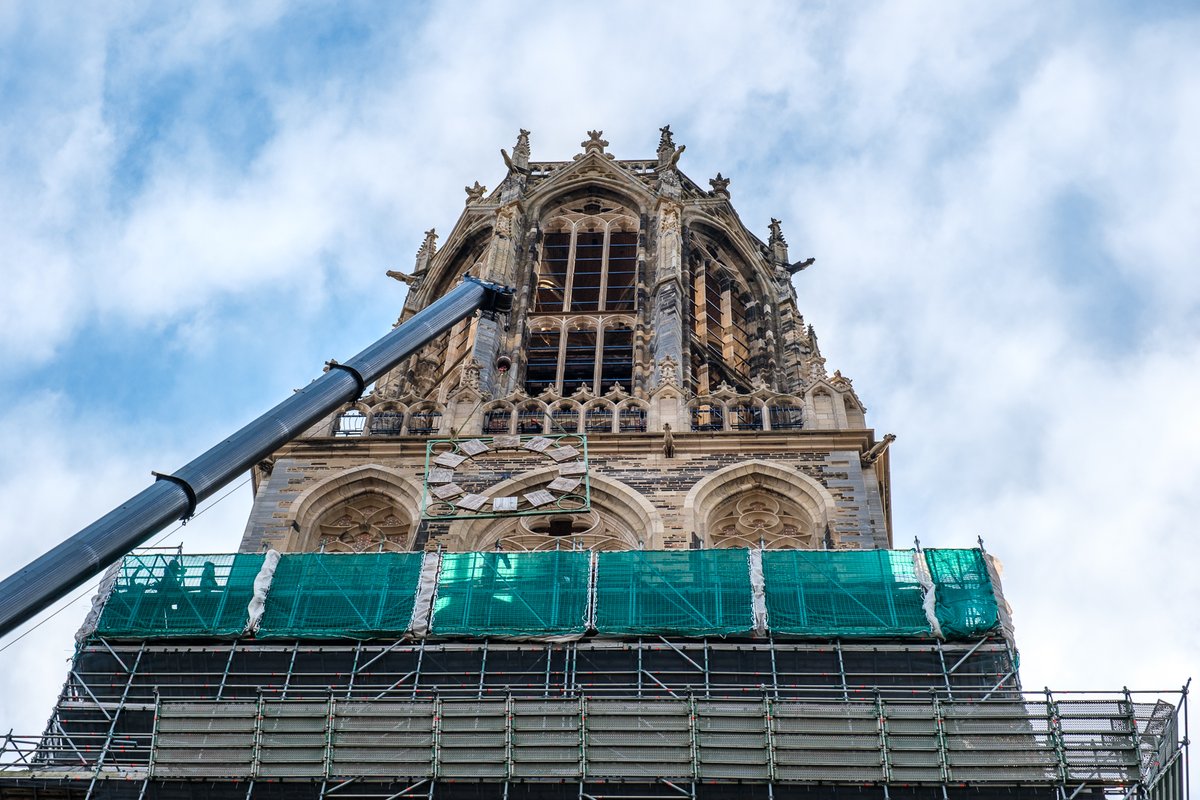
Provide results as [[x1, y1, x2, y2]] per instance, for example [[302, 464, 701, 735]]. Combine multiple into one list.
[[431, 551, 590, 637], [594, 549, 754, 636], [762, 550, 931, 637], [96, 553, 264, 638], [257, 553, 424, 639], [923, 548, 1000, 638]]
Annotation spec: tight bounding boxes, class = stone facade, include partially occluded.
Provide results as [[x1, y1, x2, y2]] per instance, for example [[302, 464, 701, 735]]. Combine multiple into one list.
[[240, 129, 894, 556]]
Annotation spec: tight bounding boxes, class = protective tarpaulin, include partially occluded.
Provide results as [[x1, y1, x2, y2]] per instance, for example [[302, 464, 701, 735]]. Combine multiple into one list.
[[761, 549, 931, 637], [96, 553, 265, 638], [924, 548, 1000, 639], [593, 549, 754, 636], [431, 551, 590, 638], [243, 549, 281, 634], [256, 552, 423, 639]]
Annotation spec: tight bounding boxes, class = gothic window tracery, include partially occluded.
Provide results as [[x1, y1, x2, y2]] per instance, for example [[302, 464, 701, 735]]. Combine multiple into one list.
[[688, 236, 754, 395], [314, 492, 412, 553], [709, 490, 818, 550], [486, 509, 639, 552], [524, 201, 638, 395], [523, 317, 636, 396]]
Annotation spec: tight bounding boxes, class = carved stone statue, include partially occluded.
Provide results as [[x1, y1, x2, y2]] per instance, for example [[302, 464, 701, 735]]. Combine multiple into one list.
[[662, 423, 675, 459]]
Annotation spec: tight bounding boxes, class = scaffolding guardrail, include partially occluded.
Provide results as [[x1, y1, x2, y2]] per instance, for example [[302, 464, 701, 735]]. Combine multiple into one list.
[[1, 689, 1185, 797], [89, 548, 1004, 642]]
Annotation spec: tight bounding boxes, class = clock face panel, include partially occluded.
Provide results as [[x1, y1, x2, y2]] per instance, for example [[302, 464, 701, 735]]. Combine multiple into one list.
[[420, 434, 591, 520]]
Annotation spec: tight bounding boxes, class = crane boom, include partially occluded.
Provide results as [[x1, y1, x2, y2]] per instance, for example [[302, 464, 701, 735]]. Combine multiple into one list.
[[0, 276, 513, 639]]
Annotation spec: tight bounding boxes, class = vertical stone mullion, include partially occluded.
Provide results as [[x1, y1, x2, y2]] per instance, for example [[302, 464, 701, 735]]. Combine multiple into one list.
[[598, 222, 612, 312]]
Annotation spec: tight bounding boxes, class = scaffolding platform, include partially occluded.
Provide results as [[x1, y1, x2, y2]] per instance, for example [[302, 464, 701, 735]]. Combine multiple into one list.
[[0, 637, 1187, 799]]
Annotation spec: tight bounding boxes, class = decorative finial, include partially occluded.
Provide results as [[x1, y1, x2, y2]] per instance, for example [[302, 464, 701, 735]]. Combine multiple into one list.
[[582, 129, 608, 154], [656, 124, 685, 170], [500, 128, 531, 173], [768, 218, 786, 246], [464, 181, 486, 204], [658, 125, 675, 155], [709, 173, 730, 196], [417, 228, 438, 258]]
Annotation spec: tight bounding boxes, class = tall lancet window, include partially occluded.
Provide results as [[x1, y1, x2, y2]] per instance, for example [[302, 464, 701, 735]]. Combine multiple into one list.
[[689, 236, 754, 395], [524, 201, 639, 397], [532, 203, 638, 314]]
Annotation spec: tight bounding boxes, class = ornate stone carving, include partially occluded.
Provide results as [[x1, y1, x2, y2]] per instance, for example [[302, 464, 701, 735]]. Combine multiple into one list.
[[501, 129, 530, 174], [662, 423, 675, 459], [657, 356, 679, 387], [465, 181, 487, 204], [315, 492, 410, 553], [581, 129, 609, 155], [861, 433, 896, 466], [709, 173, 730, 196], [710, 490, 819, 550]]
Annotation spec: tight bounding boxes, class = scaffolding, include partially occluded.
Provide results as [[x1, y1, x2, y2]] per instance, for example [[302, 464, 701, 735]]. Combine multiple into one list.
[[0, 636, 1188, 799], [83, 549, 1006, 642]]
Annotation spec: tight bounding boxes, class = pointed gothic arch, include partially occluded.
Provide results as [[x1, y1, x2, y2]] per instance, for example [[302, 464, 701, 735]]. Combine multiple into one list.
[[285, 465, 424, 553], [683, 459, 838, 549], [447, 468, 665, 551]]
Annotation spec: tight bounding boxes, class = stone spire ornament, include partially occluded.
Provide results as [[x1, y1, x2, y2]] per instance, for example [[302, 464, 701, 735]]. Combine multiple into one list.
[[501, 129, 531, 173], [709, 173, 731, 197], [465, 181, 487, 204], [582, 130, 609, 155]]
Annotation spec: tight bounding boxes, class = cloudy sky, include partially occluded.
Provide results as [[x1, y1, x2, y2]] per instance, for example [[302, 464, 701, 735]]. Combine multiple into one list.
[[2, 0, 1198, 761]]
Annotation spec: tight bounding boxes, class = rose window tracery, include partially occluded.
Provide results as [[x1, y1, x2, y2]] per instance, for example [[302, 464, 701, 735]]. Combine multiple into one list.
[[315, 493, 412, 553], [710, 491, 819, 550]]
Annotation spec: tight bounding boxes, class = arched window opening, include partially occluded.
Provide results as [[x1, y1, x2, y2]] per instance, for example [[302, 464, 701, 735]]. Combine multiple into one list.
[[533, 212, 639, 315], [369, 410, 404, 436], [618, 405, 647, 433], [729, 402, 762, 431], [315, 492, 412, 553], [562, 327, 597, 390], [525, 326, 561, 395], [691, 402, 724, 432], [332, 409, 366, 437], [688, 235, 754, 394], [483, 406, 513, 435], [585, 404, 614, 433], [599, 323, 633, 391], [769, 402, 804, 430], [517, 403, 546, 434], [710, 491, 817, 550], [605, 231, 638, 311], [407, 406, 442, 435], [550, 403, 580, 434]]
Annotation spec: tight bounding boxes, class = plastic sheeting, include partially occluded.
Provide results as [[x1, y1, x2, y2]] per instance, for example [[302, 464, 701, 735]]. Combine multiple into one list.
[[96, 553, 265, 638], [923, 549, 1000, 639], [593, 549, 754, 636], [430, 551, 591, 638], [256, 552, 423, 639], [243, 549, 280, 634], [92, 548, 1004, 642], [761, 550, 931, 637]]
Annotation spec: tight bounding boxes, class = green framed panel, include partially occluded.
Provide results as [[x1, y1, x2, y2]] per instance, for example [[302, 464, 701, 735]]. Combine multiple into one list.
[[762, 549, 931, 637], [96, 553, 264, 638], [594, 549, 754, 636], [431, 551, 591, 637], [257, 552, 424, 639], [923, 548, 1000, 639]]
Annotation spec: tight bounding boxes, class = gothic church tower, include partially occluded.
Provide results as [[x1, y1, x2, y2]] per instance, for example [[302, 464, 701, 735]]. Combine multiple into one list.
[[243, 127, 893, 557]]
